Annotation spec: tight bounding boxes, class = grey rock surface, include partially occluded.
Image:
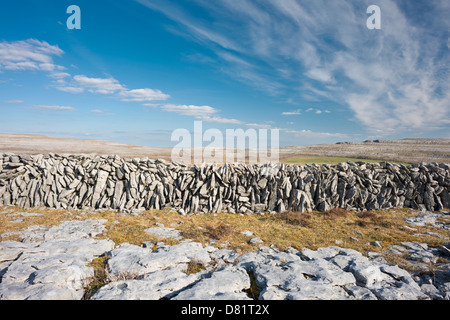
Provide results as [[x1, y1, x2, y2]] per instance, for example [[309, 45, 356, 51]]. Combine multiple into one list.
[[106, 241, 215, 281], [172, 265, 252, 300], [405, 211, 450, 231], [0, 219, 114, 300], [145, 225, 183, 240], [91, 266, 204, 300], [1, 214, 450, 300], [236, 245, 435, 300]]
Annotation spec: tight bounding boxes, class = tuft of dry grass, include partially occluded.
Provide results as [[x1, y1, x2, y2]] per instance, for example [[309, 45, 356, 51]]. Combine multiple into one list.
[[185, 260, 206, 275], [321, 208, 349, 220], [275, 211, 312, 227], [355, 210, 400, 229], [204, 223, 236, 240]]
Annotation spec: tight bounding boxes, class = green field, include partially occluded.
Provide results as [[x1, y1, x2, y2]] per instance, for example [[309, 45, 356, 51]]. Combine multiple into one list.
[[281, 156, 409, 165]]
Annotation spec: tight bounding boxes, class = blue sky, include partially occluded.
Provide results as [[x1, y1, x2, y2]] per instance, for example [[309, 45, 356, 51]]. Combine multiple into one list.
[[0, 0, 449, 148]]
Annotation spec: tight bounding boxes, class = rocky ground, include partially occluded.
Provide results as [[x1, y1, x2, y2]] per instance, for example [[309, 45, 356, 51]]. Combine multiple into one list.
[[0, 209, 449, 300]]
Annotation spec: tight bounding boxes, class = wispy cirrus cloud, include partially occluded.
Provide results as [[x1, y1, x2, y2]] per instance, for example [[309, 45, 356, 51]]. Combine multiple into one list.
[[137, 0, 450, 136], [55, 86, 84, 94], [281, 109, 301, 116], [160, 104, 243, 124], [159, 102, 346, 138], [305, 68, 335, 83], [201, 116, 243, 125], [90, 109, 114, 117], [29, 105, 75, 111], [5, 99, 24, 104], [305, 108, 331, 114], [284, 129, 348, 139]]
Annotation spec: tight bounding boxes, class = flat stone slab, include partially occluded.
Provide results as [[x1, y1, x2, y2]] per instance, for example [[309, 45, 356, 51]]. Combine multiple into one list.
[[106, 241, 215, 280], [12, 219, 109, 243], [172, 265, 252, 300], [92, 266, 205, 300], [144, 225, 183, 240], [43, 219, 108, 240]]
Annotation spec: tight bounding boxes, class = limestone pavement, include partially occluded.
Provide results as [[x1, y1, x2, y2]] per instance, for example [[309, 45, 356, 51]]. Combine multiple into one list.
[[0, 210, 449, 300]]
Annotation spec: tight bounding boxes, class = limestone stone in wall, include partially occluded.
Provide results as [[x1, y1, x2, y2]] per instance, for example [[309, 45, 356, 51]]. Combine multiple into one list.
[[0, 153, 448, 214]]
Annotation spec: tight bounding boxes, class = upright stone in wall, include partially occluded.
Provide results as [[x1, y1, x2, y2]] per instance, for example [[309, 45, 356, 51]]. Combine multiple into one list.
[[92, 170, 109, 208]]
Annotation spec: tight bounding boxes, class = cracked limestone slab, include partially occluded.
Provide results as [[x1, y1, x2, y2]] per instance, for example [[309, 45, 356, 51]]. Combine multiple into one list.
[[0, 219, 114, 300], [172, 265, 252, 300], [92, 265, 205, 300], [144, 225, 183, 241], [16, 219, 108, 243], [106, 241, 216, 280]]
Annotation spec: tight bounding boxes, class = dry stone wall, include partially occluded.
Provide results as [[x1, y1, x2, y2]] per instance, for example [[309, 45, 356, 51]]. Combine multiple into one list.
[[0, 153, 449, 213]]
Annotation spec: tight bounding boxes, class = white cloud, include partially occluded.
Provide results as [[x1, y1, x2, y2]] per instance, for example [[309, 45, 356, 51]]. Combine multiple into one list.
[[60, 75, 171, 104], [305, 68, 334, 83], [3, 61, 38, 70], [281, 109, 301, 115], [284, 129, 348, 139], [73, 75, 125, 94], [119, 88, 170, 101], [202, 116, 244, 124], [245, 122, 273, 129], [39, 63, 58, 72], [30, 105, 75, 111], [49, 72, 71, 79], [0, 39, 173, 112], [161, 104, 217, 117], [5, 99, 24, 104], [0, 39, 65, 77], [160, 104, 243, 124], [55, 86, 84, 94], [305, 108, 329, 114], [142, 103, 161, 107], [90, 109, 114, 116]]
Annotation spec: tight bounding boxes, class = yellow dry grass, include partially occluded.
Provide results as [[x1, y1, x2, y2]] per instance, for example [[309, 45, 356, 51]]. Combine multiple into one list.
[[1, 206, 449, 263]]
